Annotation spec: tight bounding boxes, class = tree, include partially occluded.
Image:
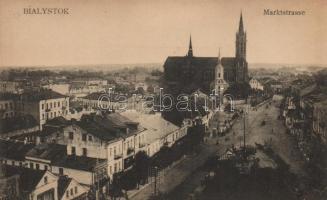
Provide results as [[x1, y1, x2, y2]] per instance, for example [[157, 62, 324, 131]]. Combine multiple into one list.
[[109, 173, 123, 199], [147, 85, 155, 93], [136, 87, 145, 95], [134, 151, 150, 187]]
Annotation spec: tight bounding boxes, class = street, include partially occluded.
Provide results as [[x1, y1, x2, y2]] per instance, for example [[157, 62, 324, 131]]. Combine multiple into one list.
[[130, 96, 306, 200]]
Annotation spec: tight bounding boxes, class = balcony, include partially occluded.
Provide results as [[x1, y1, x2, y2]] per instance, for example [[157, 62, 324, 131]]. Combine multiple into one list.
[[127, 148, 134, 155], [114, 154, 122, 160]]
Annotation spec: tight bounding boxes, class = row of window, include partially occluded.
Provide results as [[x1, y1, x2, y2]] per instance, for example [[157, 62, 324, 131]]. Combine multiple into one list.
[[71, 146, 88, 156], [0, 102, 13, 110], [41, 100, 67, 110], [42, 110, 68, 120], [29, 162, 48, 171], [109, 162, 121, 175]]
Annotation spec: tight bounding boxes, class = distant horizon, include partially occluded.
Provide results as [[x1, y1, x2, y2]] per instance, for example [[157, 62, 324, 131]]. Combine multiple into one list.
[[0, 61, 326, 70]]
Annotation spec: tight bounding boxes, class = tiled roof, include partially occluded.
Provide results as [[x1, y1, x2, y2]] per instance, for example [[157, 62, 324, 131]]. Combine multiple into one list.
[[0, 139, 35, 161], [22, 89, 67, 101], [0, 115, 38, 134], [81, 92, 122, 102], [0, 93, 20, 101], [25, 143, 67, 162], [3, 165, 45, 192], [54, 155, 106, 172], [76, 113, 143, 141], [164, 56, 236, 70], [58, 176, 72, 199], [121, 111, 179, 144]]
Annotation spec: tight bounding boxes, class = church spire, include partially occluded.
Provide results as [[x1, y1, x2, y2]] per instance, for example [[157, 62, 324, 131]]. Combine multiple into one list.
[[187, 35, 193, 57], [239, 11, 244, 33], [218, 48, 221, 61]]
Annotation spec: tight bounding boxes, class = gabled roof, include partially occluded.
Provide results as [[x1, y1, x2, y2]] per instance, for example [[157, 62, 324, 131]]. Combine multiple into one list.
[[3, 165, 46, 192], [58, 176, 72, 199]]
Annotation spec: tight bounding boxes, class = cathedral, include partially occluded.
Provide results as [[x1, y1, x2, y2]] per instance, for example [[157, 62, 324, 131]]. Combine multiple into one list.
[[163, 13, 249, 95]]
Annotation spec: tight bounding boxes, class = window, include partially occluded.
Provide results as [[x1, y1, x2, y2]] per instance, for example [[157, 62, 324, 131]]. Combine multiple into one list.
[[82, 134, 87, 141], [44, 165, 48, 171], [69, 132, 74, 140], [66, 191, 69, 198], [88, 135, 93, 141], [58, 102, 60, 107], [71, 147, 76, 155], [19, 162, 22, 167], [59, 168, 64, 175], [36, 164, 40, 170], [30, 163, 34, 169], [114, 163, 117, 173], [42, 104, 44, 110], [70, 188, 73, 195], [75, 186, 78, 194], [109, 166, 112, 174], [82, 148, 87, 156], [44, 176, 48, 184]]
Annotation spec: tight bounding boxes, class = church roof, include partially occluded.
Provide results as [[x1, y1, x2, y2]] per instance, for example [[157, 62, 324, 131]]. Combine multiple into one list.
[[164, 56, 236, 69]]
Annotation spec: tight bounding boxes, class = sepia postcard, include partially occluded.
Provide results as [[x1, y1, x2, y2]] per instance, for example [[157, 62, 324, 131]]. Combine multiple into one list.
[[0, 0, 326, 199]]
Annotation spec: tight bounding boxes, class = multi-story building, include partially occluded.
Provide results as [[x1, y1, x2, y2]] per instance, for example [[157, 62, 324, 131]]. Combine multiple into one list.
[[0, 81, 23, 94], [249, 78, 264, 91], [20, 90, 70, 129], [62, 112, 147, 178], [1, 164, 88, 200], [313, 100, 327, 143], [0, 96, 16, 119], [120, 111, 189, 157]]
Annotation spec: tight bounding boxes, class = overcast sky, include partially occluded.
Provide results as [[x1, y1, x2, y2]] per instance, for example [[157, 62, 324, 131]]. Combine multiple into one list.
[[0, 0, 326, 67]]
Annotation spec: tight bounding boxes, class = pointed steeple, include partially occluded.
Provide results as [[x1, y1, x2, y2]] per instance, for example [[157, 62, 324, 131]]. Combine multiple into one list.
[[218, 48, 221, 63], [187, 35, 193, 57], [239, 11, 244, 33]]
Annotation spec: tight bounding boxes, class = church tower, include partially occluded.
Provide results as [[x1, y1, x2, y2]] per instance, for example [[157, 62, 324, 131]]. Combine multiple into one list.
[[215, 49, 229, 94], [236, 12, 246, 59], [235, 12, 249, 83], [187, 35, 193, 57]]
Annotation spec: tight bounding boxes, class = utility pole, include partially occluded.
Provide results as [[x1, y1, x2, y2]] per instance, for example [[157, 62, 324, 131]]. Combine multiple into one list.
[[154, 166, 158, 196], [243, 111, 246, 159]]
